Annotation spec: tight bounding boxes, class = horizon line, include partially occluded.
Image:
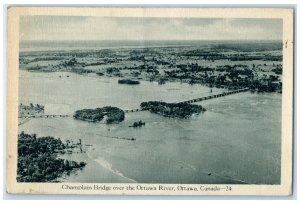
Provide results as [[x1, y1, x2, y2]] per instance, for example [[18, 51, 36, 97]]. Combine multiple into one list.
[[20, 39, 283, 42]]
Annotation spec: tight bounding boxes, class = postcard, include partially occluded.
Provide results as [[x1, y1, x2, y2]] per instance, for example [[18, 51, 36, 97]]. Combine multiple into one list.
[[6, 7, 294, 195]]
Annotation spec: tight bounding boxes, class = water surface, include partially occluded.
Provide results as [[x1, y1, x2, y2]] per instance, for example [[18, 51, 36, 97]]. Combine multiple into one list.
[[19, 70, 282, 184]]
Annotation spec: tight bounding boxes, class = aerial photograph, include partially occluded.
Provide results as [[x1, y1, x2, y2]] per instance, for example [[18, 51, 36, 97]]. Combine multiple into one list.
[[17, 16, 282, 184]]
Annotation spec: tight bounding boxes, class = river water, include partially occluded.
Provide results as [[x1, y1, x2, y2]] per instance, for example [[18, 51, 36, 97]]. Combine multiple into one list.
[[19, 70, 282, 184]]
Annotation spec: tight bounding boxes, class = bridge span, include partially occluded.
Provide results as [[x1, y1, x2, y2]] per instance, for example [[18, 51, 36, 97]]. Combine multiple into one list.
[[18, 114, 70, 119], [176, 88, 249, 105], [124, 88, 249, 112], [19, 88, 249, 119]]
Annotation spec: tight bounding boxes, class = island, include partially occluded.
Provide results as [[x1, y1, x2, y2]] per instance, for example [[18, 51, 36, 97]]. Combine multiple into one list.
[[118, 79, 140, 85], [73, 106, 125, 124], [17, 132, 86, 182], [140, 101, 206, 118], [129, 120, 146, 128]]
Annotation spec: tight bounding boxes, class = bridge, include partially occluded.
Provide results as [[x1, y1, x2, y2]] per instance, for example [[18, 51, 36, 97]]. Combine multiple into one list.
[[124, 108, 143, 113], [176, 88, 249, 105], [18, 88, 249, 119], [124, 88, 249, 112], [18, 114, 70, 119]]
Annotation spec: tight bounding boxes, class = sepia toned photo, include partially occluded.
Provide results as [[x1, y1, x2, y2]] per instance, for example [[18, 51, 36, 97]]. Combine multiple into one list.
[[6, 7, 293, 195]]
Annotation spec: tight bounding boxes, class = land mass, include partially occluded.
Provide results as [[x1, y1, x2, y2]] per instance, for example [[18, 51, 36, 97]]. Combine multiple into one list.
[[140, 101, 206, 118], [19, 103, 44, 117], [74, 106, 125, 123], [17, 132, 86, 182], [19, 41, 283, 93]]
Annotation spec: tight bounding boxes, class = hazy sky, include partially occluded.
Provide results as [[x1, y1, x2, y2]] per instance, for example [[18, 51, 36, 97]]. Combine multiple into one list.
[[20, 16, 283, 41]]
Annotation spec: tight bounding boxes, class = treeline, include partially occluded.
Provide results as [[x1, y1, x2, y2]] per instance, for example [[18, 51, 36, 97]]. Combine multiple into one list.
[[19, 103, 44, 111], [19, 103, 45, 117], [272, 66, 282, 75], [17, 132, 86, 182], [249, 75, 282, 93], [183, 50, 282, 61], [163, 63, 282, 92], [74, 106, 125, 123], [140, 101, 206, 118], [212, 42, 282, 52], [20, 56, 65, 65], [118, 79, 140, 85]]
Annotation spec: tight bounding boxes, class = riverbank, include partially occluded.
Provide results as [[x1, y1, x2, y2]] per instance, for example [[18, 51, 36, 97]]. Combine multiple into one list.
[[19, 42, 282, 93]]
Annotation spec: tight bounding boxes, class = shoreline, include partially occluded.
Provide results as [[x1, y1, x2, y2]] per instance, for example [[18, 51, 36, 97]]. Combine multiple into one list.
[[57, 144, 137, 183], [19, 65, 282, 93], [19, 41, 283, 94]]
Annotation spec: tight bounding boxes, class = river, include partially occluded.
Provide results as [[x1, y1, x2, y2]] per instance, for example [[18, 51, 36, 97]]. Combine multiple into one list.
[[18, 70, 282, 184]]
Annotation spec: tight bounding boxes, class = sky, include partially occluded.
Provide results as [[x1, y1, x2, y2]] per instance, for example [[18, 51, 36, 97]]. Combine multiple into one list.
[[20, 16, 283, 41]]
